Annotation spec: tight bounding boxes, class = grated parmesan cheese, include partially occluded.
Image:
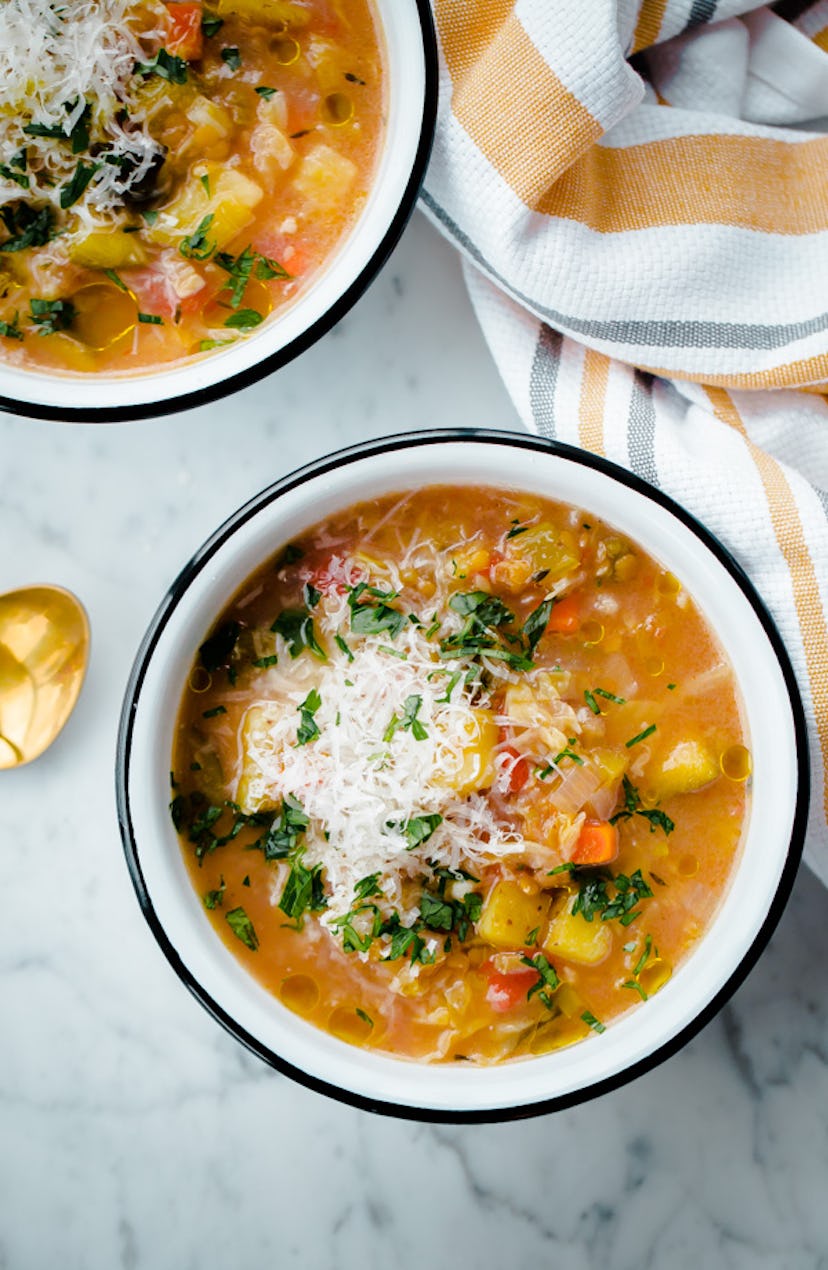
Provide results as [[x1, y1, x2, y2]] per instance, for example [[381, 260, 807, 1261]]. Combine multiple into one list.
[[0, 0, 167, 229], [236, 576, 582, 938]]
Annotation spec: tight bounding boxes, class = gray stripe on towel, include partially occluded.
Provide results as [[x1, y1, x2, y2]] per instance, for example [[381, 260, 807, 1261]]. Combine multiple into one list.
[[529, 325, 563, 439], [420, 189, 828, 353], [627, 371, 659, 487]]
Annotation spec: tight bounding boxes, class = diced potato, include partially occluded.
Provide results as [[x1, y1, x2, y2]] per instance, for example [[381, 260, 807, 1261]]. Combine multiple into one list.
[[477, 880, 551, 950], [146, 164, 263, 253], [590, 747, 627, 786], [489, 557, 532, 593], [236, 702, 285, 813], [434, 708, 499, 796], [186, 95, 233, 152], [502, 674, 571, 752], [650, 738, 719, 801], [510, 526, 580, 580], [250, 99, 295, 186], [543, 899, 612, 965], [70, 232, 147, 270], [292, 144, 357, 210]]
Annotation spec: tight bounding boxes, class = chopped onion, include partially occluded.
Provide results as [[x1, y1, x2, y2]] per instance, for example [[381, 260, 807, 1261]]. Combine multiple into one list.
[[545, 763, 601, 816]]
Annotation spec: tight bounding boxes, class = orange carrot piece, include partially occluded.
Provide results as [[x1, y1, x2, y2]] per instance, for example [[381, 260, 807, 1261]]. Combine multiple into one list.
[[547, 593, 581, 635], [166, 2, 203, 60], [572, 819, 619, 865]]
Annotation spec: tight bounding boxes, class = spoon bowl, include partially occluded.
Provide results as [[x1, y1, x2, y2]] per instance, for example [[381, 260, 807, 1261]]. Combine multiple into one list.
[[0, 585, 89, 769]]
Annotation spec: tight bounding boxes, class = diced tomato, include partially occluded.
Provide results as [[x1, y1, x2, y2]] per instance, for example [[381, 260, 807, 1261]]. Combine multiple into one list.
[[482, 957, 538, 1013], [572, 818, 619, 866], [253, 233, 309, 281], [165, 2, 203, 61], [547, 593, 581, 635], [500, 742, 529, 794], [123, 266, 215, 322]]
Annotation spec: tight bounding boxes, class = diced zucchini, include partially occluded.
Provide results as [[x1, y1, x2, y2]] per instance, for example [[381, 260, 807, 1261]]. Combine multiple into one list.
[[543, 898, 612, 965], [650, 738, 719, 801], [477, 880, 550, 950], [146, 164, 263, 253], [70, 232, 147, 270]]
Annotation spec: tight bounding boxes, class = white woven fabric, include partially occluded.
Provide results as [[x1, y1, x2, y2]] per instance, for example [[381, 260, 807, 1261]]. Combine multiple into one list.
[[421, 0, 828, 883]]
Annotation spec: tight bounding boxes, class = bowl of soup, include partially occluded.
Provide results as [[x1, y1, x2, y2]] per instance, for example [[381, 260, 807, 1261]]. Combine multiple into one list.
[[116, 430, 808, 1120], [0, 0, 436, 421]]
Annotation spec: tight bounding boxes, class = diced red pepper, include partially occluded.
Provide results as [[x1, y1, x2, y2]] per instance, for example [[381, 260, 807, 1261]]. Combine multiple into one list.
[[482, 958, 539, 1012], [166, 2, 203, 61], [500, 742, 529, 794]]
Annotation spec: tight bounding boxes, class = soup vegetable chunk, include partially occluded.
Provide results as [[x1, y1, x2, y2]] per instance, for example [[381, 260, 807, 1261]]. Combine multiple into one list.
[[0, 0, 383, 373], [171, 488, 751, 1063]]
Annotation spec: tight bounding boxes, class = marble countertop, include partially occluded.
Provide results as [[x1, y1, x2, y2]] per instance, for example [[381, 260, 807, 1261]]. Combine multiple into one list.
[[2, 211, 827, 1270]]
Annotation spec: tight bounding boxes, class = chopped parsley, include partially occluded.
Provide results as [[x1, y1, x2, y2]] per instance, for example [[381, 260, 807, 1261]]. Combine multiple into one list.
[[384, 694, 428, 742], [1, 203, 54, 252], [256, 85, 277, 99], [180, 214, 216, 261], [224, 308, 263, 330], [584, 689, 600, 715], [506, 519, 530, 539], [572, 868, 654, 927], [29, 297, 74, 335], [348, 582, 407, 638], [226, 906, 258, 950], [521, 953, 560, 1008], [215, 245, 289, 309], [400, 813, 442, 850], [202, 14, 224, 36], [221, 46, 242, 70], [60, 159, 98, 209], [581, 1010, 606, 1034], [594, 687, 626, 704], [626, 723, 657, 748], [296, 687, 322, 746], [138, 312, 163, 325], [135, 48, 189, 84], [252, 654, 278, 669], [355, 1008, 374, 1029], [271, 607, 326, 660], [610, 775, 675, 837], [203, 877, 226, 910], [0, 314, 22, 341]]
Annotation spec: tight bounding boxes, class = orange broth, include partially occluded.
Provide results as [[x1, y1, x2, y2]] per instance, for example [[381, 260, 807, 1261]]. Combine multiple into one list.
[[171, 487, 750, 1063], [0, 0, 384, 373]]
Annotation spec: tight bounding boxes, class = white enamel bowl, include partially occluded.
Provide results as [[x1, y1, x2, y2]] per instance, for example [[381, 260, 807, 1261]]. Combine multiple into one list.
[[116, 431, 808, 1121], [0, 0, 437, 423]]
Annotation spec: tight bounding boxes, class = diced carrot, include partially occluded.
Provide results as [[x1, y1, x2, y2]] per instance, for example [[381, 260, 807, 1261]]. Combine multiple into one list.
[[572, 819, 619, 866], [500, 742, 529, 794], [166, 2, 203, 60], [546, 593, 581, 635], [482, 958, 538, 1012]]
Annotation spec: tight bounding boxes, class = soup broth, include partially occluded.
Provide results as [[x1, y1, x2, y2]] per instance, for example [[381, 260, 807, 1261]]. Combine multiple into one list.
[[171, 487, 750, 1063]]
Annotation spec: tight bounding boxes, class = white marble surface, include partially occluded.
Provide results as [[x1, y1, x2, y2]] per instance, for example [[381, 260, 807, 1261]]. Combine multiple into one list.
[[2, 211, 828, 1270]]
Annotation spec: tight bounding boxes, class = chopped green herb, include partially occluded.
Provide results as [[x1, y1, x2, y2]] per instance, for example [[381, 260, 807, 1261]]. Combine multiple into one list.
[[0, 314, 22, 341], [553, 746, 584, 766], [278, 857, 326, 924], [252, 654, 278, 669], [626, 723, 657, 748], [667, 682, 677, 691], [0, 163, 29, 190], [135, 48, 188, 84], [221, 46, 242, 70], [250, 795, 309, 862], [138, 312, 163, 325], [180, 214, 216, 261], [547, 862, 576, 876], [303, 581, 321, 608], [622, 979, 648, 1001], [1, 203, 54, 252], [354, 873, 383, 901], [200, 173, 211, 197], [142, 209, 159, 226], [594, 687, 626, 704], [256, 85, 277, 98], [401, 813, 443, 851], [202, 705, 227, 719], [29, 297, 74, 335], [203, 877, 226, 910], [581, 1010, 606, 1034], [226, 906, 258, 950], [610, 775, 674, 837], [296, 687, 322, 746], [525, 926, 540, 947], [202, 15, 224, 36], [224, 307, 263, 330], [522, 598, 554, 655], [334, 632, 354, 662], [355, 1008, 374, 1029], [506, 519, 530, 539], [272, 607, 326, 660], [103, 268, 128, 292], [60, 159, 98, 209], [198, 336, 233, 350], [584, 689, 601, 715], [634, 934, 653, 976], [521, 953, 560, 1008]]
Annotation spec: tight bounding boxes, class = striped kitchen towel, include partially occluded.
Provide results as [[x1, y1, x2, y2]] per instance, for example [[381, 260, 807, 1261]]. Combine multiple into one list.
[[420, 0, 828, 883]]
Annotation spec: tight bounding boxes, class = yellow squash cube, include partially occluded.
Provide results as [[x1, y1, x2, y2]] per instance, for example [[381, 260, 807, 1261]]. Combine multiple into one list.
[[70, 232, 147, 270], [435, 708, 499, 797], [650, 738, 719, 801], [477, 881, 551, 950], [146, 164, 263, 253], [543, 899, 612, 966]]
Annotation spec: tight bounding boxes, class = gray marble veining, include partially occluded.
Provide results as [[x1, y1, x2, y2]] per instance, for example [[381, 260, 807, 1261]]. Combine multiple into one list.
[[1, 213, 826, 1270]]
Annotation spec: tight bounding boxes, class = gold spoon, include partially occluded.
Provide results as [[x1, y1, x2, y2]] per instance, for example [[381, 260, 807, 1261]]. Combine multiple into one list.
[[0, 585, 89, 769]]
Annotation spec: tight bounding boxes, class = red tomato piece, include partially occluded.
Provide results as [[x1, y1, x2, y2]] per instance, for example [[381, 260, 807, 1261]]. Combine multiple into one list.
[[500, 743, 529, 794], [166, 2, 203, 60], [546, 593, 581, 635], [482, 957, 538, 1012]]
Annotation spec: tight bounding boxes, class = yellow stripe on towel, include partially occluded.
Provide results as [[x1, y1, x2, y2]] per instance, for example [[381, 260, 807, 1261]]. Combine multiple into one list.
[[706, 387, 828, 823]]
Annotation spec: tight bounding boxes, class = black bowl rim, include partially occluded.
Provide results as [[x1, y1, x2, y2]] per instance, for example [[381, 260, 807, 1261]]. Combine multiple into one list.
[[0, 0, 438, 425], [115, 428, 810, 1123]]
